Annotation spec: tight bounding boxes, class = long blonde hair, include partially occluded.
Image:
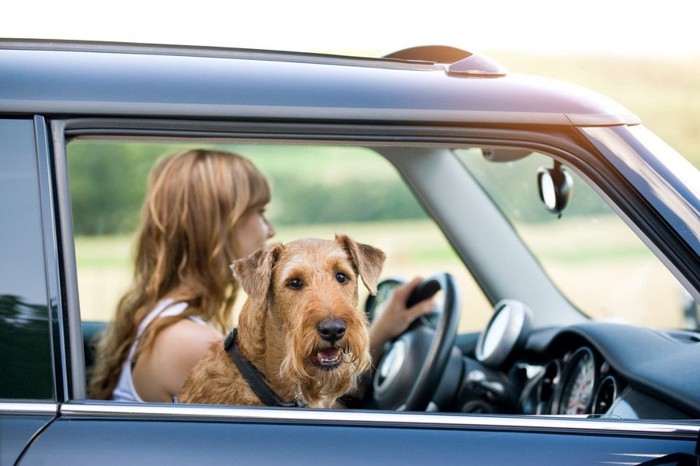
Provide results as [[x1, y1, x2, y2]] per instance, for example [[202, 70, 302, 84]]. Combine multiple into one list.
[[89, 149, 271, 399]]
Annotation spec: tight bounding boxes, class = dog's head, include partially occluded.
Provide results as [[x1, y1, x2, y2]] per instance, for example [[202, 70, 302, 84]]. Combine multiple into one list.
[[231, 234, 385, 405]]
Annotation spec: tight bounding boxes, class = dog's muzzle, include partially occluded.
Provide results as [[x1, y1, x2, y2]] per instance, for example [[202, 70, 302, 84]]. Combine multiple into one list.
[[311, 318, 347, 369], [317, 318, 346, 343], [310, 347, 343, 369]]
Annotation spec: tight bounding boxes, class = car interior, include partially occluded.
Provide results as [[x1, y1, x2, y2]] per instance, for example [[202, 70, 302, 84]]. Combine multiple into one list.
[[71, 137, 699, 419]]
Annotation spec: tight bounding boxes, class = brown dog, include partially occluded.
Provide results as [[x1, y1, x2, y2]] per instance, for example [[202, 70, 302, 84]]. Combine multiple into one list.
[[179, 234, 385, 408]]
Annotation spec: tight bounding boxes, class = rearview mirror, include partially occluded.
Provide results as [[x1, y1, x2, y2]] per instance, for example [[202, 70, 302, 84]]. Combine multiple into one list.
[[537, 161, 572, 216]]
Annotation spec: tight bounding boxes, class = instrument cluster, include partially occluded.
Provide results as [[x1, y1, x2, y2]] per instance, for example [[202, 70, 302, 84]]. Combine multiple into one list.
[[521, 346, 620, 416]]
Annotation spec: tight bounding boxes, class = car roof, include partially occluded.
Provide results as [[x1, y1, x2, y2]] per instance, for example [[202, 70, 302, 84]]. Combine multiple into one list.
[[0, 39, 638, 126]]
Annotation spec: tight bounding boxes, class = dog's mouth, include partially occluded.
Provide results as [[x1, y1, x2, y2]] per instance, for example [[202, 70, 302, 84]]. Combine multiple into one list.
[[310, 347, 343, 369]]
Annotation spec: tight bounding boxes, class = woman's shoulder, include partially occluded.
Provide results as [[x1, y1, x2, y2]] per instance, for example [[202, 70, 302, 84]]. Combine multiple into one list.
[[157, 317, 223, 355], [132, 316, 223, 402]]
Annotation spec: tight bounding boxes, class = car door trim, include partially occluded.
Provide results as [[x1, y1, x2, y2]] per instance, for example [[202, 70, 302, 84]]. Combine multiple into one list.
[[60, 402, 699, 439], [0, 402, 58, 415]]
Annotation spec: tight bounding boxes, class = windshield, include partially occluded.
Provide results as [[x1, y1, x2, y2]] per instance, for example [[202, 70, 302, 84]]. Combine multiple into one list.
[[457, 148, 697, 330]]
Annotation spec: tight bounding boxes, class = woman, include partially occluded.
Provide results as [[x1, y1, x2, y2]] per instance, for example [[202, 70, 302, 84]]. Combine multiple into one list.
[[89, 149, 276, 402]]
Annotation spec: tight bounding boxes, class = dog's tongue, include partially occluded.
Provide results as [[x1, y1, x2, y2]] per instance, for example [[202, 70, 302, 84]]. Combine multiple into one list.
[[317, 347, 341, 366]]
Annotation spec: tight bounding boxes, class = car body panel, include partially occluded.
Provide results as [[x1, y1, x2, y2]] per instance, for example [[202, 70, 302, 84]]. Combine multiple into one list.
[[0, 406, 55, 466], [19, 404, 699, 466], [0, 41, 637, 125]]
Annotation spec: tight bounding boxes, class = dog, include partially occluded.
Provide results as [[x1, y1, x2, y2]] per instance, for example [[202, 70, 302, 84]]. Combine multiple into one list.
[[178, 234, 385, 408]]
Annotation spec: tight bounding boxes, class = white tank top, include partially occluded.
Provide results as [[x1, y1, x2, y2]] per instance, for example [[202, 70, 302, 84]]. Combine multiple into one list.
[[112, 299, 207, 402]]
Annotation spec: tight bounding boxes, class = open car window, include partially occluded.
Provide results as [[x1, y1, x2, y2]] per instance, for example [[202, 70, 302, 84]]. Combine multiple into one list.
[[66, 136, 700, 422], [68, 140, 492, 333]]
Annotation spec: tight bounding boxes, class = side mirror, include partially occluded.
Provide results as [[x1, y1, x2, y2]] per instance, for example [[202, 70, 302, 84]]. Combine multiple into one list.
[[537, 161, 573, 216]]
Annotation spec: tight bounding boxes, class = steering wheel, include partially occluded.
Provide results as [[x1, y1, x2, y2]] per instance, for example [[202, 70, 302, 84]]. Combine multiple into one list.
[[371, 273, 460, 411]]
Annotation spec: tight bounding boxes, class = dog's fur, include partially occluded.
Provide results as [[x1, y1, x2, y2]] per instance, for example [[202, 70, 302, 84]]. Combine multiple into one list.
[[179, 234, 385, 408]]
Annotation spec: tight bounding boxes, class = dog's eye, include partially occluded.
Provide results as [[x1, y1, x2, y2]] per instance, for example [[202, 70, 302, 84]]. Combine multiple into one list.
[[287, 278, 303, 290], [335, 272, 348, 284]]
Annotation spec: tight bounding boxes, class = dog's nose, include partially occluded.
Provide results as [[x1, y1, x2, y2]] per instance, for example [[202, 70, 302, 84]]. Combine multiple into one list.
[[317, 318, 346, 342]]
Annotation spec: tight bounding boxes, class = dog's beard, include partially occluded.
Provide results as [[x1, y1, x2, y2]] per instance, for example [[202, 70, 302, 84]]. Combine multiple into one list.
[[280, 321, 370, 407]]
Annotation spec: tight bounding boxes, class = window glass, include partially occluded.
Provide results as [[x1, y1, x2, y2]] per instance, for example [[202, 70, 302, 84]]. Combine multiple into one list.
[[67, 141, 490, 333], [457, 148, 689, 329], [0, 119, 54, 400]]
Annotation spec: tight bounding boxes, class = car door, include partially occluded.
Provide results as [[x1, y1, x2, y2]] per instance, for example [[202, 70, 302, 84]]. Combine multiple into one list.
[[24, 404, 700, 465], [0, 118, 58, 466], [13, 118, 698, 465]]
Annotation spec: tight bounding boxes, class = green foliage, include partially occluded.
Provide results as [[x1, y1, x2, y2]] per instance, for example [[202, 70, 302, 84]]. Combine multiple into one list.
[[68, 142, 163, 234], [68, 141, 427, 235], [269, 175, 425, 225]]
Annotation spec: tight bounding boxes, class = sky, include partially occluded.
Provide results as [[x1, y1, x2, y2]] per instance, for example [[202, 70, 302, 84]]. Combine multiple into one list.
[[3, 0, 699, 58]]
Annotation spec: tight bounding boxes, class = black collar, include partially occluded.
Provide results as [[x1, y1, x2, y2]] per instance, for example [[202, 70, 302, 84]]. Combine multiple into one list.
[[224, 328, 304, 408]]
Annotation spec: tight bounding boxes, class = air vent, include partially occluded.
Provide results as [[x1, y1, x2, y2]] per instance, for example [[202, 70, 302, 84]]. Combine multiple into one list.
[[537, 360, 560, 414], [592, 375, 618, 415]]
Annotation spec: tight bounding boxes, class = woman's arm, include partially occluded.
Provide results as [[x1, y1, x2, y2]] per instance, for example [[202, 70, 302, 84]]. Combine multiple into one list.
[[132, 319, 223, 402]]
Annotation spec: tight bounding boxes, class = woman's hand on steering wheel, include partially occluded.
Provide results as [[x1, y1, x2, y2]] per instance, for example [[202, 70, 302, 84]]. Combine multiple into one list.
[[368, 276, 435, 364]]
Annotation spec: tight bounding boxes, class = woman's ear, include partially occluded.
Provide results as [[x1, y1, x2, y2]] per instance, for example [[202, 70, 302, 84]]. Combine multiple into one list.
[[335, 233, 386, 295]]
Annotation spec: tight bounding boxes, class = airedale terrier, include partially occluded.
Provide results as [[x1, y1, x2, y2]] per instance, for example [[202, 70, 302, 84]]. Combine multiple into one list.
[[179, 234, 385, 408]]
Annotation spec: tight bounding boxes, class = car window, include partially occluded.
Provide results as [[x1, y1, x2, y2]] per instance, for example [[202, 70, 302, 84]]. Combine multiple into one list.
[[456, 148, 694, 330], [0, 119, 54, 400], [67, 140, 492, 333]]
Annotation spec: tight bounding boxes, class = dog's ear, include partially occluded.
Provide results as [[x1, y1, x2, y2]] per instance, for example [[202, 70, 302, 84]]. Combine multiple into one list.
[[335, 233, 386, 295], [230, 242, 283, 303]]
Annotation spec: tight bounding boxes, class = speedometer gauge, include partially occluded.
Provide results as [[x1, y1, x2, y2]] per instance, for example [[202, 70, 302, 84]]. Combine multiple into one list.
[[557, 347, 597, 415]]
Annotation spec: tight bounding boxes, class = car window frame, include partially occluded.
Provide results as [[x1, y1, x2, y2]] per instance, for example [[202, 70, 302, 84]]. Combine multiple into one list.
[[56, 119, 590, 367], [50, 117, 699, 439]]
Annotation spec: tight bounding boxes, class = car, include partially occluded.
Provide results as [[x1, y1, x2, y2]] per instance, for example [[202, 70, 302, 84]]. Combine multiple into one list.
[[1, 39, 699, 465]]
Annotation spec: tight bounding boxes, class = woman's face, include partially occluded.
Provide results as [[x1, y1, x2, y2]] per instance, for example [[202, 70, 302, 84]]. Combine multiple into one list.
[[233, 206, 276, 257]]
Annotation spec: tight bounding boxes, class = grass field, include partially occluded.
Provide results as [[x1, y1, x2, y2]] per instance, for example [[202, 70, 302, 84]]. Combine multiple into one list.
[[75, 218, 686, 332]]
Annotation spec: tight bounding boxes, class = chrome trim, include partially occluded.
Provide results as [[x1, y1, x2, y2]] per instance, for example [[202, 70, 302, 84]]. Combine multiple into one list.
[[0, 402, 58, 415], [60, 402, 700, 438]]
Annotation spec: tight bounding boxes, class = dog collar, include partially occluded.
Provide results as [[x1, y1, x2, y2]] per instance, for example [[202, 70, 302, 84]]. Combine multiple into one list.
[[224, 328, 305, 408]]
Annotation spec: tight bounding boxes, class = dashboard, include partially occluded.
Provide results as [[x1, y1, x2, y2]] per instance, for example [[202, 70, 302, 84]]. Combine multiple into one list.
[[365, 280, 700, 420], [462, 300, 700, 419]]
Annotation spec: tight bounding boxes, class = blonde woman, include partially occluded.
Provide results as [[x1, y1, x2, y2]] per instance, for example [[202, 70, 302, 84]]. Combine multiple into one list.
[[89, 149, 276, 402]]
